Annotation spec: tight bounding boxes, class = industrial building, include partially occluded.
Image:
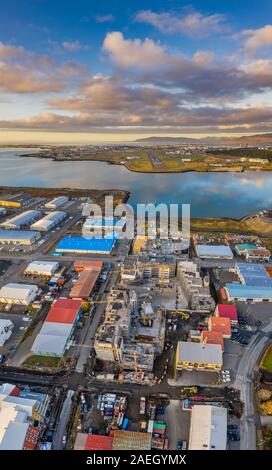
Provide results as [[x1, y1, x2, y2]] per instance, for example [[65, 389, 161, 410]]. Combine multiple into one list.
[[31, 298, 82, 357], [30, 211, 66, 231], [0, 230, 41, 245], [0, 319, 14, 346], [176, 341, 222, 372], [196, 245, 233, 259], [112, 430, 152, 450], [235, 243, 270, 262], [70, 265, 102, 299], [24, 261, 59, 277], [73, 260, 103, 272], [45, 196, 68, 209], [82, 217, 125, 237], [55, 235, 117, 254], [0, 283, 38, 305], [225, 263, 272, 302], [0, 210, 41, 230], [74, 433, 113, 450], [189, 405, 227, 450], [0, 383, 48, 450]]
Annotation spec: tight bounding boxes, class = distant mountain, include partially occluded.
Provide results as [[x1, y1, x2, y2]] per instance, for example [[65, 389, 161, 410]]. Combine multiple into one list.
[[135, 133, 272, 145]]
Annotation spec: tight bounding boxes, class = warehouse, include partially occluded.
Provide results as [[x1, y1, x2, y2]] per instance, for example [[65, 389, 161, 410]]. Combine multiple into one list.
[[70, 266, 101, 299], [0, 283, 38, 305], [45, 196, 68, 209], [31, 298, 82, 357], [189, 405, 227, 450], [24, 261, 59, 277], [74, 260, 103, 272], [0, 210, 41, 230], [0, 230, 41, 246], [235, 244, 271, 262], [196, 245, 233, 259], [55, 235, 116, 254], [225, 284, 272, 302], [30, 211, 66, 231], [236, 263, 272, 287], [0, 319, 14, 346], [82, 218, 125, 236], [176, 341, 222, 372]]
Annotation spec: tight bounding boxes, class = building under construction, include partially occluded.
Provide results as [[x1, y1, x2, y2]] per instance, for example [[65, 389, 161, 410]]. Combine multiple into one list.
[[94, 288, 165, 371]]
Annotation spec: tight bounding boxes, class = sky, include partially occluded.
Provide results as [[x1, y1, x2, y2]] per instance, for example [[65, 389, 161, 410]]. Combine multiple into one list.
[[1, 0, 272, 142]]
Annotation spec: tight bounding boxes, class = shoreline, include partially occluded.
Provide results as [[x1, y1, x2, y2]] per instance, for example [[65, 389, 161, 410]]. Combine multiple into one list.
[[19, 152, 272, 174]]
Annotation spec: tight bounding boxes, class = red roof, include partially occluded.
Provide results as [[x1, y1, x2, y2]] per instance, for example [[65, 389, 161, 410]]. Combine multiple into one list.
[[9, 385, 20, 397], [85, 434, 113, 451], [202, 330, 224, 351], [46, 298, 82, 324], [210, 316, 231, 337], [70, 267, 101, 299], [74, 260, 103, 272], [216, 303, 238, 322]]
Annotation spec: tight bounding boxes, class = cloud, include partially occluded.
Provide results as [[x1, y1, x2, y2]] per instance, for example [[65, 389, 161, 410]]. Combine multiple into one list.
[[135, 10, 228, 37], [243, 25, 272, 51], [96, 13, 115, 23], [0, 42, 25, 59], [62, 40, 89, 52]]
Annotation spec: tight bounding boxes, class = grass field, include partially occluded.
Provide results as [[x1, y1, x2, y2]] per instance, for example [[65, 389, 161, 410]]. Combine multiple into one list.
[[261, 347, 272, 372], [22, 355, 62, 368], [188, 216, 272, 236]]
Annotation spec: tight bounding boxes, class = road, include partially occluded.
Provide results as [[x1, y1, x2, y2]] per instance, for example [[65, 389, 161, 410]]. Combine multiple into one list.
[[233, 322, 272, 450], [53, 389, 74, 450]]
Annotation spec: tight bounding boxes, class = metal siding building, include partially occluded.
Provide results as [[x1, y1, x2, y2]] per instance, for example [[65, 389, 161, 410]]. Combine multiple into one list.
[[196, 245, 233, 259], [0, 210, 41, 229], [225, 284, 272, 302], [25, 261, 59, 277], [31, 298, 82, 357], [0, 230, 41, 245], [55, 236, 116, 254], [0, 283, 38, 305], [30, 211, 66, 231], [45, 196, 68, 209], [236, 263, 272, 287]]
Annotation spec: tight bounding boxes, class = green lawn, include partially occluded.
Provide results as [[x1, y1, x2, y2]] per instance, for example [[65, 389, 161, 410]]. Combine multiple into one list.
[[261, 346, 272, 372], [22, 355, 62, 368]]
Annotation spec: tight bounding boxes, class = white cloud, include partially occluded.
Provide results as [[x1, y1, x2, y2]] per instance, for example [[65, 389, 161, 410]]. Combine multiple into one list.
[[243, 25, 272, 51], [62, 41, 89, 52], [96, 13, 115, 23], [135, 10, 227, 37]]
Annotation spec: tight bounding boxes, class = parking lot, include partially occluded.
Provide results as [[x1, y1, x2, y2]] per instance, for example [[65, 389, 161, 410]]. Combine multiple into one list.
[[0, 311, 31, 358]]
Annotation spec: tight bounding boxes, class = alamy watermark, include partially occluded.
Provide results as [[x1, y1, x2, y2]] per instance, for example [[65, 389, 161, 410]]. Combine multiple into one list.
[[82, 196, 190, 250]]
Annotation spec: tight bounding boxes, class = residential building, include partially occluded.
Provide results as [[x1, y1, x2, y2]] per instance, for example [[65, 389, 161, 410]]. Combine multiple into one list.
[[176, 341, 222, 372]]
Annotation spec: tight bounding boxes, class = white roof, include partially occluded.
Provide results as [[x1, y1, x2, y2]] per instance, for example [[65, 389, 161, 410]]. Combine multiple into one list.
[[197, 245, 233, 258], [0, 283, 38, 301], [0, 421, 29, 450], [189, 405, 227, 450], [25, 260, 59, 273], [0, 210, 41, 228], [31, 321, 73, 355], [0, 319, 13, 329], [31, 211, 66, 230], [0, 230, 40, 241], [177, 341, 222, 365]]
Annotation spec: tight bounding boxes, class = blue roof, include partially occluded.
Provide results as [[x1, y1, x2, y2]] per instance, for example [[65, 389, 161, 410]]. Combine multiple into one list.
[[197, 245, 233, 258], [55, 236, 116, 253], [236, 263, 272, 287], [226, 283, 272, 299], [235, 244, 258, 251]]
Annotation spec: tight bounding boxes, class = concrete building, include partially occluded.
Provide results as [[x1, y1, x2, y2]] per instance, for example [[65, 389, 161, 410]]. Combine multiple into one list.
[[177, 261, 215, 311], [176, 341, 222, 372], [82, 218, 125, 237], [24, 261, 59, 277], [235, 244, 270, 262], [138, 257, 175, 287], [121, 257, 138, 282], [45, 196, 68, 209], [0, 210, 41, 230], [30, 211, 66, 231], [0, 283, 38, 305], [196, 245, 233, 259], [189, 405, 227, 450], [0, 230, 41, 245], [94, 288, 165, 371], [0, 319, 14, 346], [31, 298, 82, 357]]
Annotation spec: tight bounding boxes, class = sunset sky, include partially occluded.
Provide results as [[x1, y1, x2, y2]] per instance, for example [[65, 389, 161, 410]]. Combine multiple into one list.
[[1, 0, 272, 142]]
